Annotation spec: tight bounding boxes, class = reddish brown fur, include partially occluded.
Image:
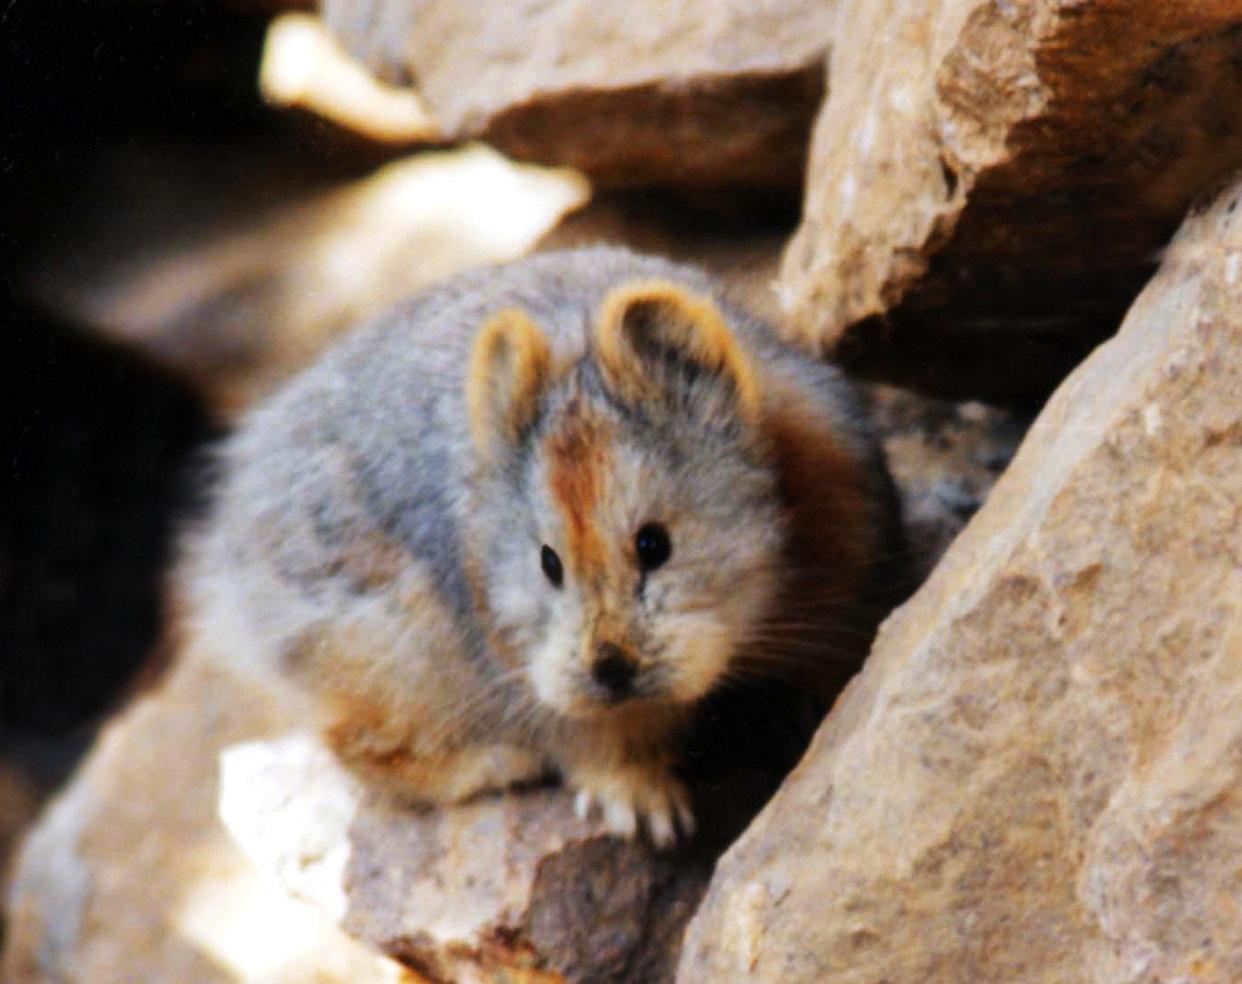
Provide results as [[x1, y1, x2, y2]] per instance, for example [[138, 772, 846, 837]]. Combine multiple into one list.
[[545, 410, 612, 581], [763, 382, 880, 694]]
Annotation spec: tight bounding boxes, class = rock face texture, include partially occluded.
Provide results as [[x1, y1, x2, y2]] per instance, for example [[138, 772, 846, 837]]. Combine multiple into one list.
[[218, 735, 721, 984], [679, 178, 1242, 982], [779, 0, 1242, 403], [317, 0, 834, 188]]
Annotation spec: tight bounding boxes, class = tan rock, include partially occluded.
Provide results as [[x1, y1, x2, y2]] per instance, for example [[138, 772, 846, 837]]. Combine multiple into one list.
[[780, 0, 1242, 403], [1, 652, 414, 983], [217, 734, 721, 983], [28, 143, 588, 416], [679, 177, 1242, 981], [317, 0, 834, 188]]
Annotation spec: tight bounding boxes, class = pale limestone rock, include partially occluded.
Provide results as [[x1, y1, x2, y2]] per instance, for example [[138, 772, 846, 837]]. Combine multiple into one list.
[[260, 13, 439, 145], [679, 176, 1242, 982], [317, 0, 834, 188], [780, 0, 1242, 403]]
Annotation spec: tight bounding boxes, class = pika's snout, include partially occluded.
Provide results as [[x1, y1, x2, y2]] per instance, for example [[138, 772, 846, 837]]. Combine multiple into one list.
[[590, 641, 638, 703]]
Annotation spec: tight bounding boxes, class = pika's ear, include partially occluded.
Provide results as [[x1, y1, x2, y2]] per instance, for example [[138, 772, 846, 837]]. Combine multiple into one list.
[[467, 308, 552, 457], [594, 280, 761, 425]]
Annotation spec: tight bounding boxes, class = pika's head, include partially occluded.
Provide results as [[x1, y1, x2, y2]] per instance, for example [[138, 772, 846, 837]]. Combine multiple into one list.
[[467, 280, 785, 719]]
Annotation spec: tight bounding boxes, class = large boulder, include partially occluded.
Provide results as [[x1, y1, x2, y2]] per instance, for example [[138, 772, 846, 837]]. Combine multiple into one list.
[[779, 0, 1242, 403], [679, 175, 1242, 981], [316, 0, 835, 188]]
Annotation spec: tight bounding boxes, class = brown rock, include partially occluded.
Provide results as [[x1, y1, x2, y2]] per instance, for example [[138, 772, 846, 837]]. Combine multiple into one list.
[[679, 177, 1242, 981], [780, 0, 1242, 403], [317, 0, 834, 188]]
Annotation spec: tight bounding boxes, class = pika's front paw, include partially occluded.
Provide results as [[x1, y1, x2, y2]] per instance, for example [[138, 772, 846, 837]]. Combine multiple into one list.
[[571, 766, 695, 848]]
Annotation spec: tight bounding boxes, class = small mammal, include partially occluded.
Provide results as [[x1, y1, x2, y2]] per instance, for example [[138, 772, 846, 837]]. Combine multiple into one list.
[[184, 247, 903, 846]]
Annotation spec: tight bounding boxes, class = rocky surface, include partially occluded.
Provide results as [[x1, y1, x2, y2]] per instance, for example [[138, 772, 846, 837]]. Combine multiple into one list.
[[316, 0, 834, 188], [259, 13, 439, 145], [219, 735, 720, 984], [679, 176, 1242, 982], [779, 0, 1242, 403], [27, 143, 588, 416]]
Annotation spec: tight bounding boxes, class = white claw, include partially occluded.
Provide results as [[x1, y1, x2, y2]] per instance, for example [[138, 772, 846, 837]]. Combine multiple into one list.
[[675, 797, 696, 839], [647, 806, 677, 848], [603, 799, 639, 838], [570, 768, 696, 847]]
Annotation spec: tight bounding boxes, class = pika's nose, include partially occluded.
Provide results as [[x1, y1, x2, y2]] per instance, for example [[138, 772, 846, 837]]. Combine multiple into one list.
[[591, 642, 637, 701]]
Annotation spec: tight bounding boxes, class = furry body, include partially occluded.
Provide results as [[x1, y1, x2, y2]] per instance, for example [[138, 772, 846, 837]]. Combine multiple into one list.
[[184, 247, 902, 843]]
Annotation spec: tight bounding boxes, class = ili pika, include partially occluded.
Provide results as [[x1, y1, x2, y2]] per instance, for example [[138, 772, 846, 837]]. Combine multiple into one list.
[[184, 247, 903, 846]]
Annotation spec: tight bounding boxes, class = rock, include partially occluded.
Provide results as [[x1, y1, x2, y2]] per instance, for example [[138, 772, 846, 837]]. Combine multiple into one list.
[[217, 734, 722, 983], [679, 177, 1242, 981], [779, 0, 1242, 404], [1, 651, 412, 983], [27, 143, 589, 416], [316, 0, 833, 188], [259, 13, 439, 145]]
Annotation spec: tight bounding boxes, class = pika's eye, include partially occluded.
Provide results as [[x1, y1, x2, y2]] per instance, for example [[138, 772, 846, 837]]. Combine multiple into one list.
[[635, 523, 671, 571], [540, 544, 564, 587]]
